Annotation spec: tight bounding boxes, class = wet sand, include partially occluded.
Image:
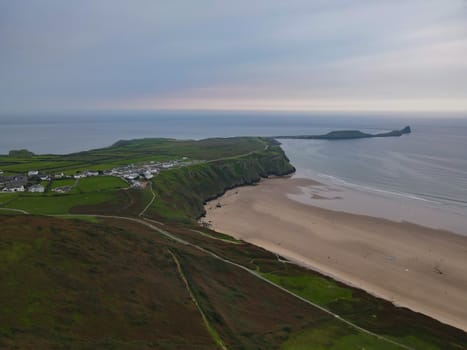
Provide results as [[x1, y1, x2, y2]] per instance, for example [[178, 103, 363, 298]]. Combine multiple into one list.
[[202, 177, 467, 332]]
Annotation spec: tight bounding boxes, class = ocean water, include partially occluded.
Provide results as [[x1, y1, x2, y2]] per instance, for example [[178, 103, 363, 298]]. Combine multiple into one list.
[[278, 121, 467, 235], [1, 112, 466, 233], [0, 111, 418, 154]]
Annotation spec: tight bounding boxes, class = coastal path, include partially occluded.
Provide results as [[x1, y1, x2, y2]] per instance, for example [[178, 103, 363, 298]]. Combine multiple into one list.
[[1, 204, 414, 350]]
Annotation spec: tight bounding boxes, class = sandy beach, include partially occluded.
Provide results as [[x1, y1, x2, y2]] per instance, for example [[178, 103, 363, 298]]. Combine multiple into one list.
[[202, 177, 467, 332]]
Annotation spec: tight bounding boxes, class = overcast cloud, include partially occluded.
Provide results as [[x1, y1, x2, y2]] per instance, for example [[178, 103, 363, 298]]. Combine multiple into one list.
[[1, 0, 466, 114]]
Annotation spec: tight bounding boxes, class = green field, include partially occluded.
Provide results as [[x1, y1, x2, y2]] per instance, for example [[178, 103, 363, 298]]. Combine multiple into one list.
[[0, 193, 18, 205], [281, 321, 398, 350], [50, 178, 75, 189], [3, 191, 118, 215], [76, 176, 127, 193], [0, 208, 23, 215], [0, 137, 268, 175], [262, 272, 353, 307]]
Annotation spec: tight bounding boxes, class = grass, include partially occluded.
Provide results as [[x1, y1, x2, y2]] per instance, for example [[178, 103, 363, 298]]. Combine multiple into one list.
[[0, 209, 23, 215], [50, 178, 75, 189], [261, 272, 353, 307], [0, 193, 18, 205], [3, 191, 118, 214], [190, 228, 242, 243], [1, 137, 290, 221], [167, 226, 467, 350], [169, 250, 227, 349], [76, 176, 128, 193], [0, 216, 218, 349], [261, 268, 465, 350], [0, 160, 78, 173], [281, 320, 399, 350], [0, 137, 270, 175], [1, 214, 466, 349], [148, 142, 294, 222], [39, 180, 49, 188]]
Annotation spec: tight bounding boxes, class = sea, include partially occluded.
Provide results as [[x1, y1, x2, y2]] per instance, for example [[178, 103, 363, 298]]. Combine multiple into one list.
[[1, 111, 466, 235]]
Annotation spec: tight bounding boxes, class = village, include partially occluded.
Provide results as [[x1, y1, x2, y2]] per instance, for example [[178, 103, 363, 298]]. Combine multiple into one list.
[[0, 157, 191, 193]]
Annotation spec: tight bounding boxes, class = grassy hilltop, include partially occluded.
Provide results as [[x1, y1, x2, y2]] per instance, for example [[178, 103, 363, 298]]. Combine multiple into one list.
[[0, 137, 293, 217], [1, 137, 466, 349], [0, 137, 271, 174]]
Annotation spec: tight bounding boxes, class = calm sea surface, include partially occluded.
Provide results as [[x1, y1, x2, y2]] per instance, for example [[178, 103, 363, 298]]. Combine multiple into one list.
[[1, 112, 466, 233]]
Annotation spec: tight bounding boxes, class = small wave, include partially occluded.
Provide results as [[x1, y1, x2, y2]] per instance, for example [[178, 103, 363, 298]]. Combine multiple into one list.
[[314, 173, 442, 204]]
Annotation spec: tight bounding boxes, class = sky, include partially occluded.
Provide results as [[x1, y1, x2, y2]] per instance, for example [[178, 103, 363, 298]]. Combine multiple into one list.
[[1, 0, 466, 115]]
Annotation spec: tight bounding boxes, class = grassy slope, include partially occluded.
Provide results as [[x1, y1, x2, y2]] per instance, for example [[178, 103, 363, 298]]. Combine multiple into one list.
[[3, 191, 118, 215], [0, 193, 18, 206], [0, 215, 405, 349], [1, 215, 466, 349], [1, 138, 292, 219], [0, 137, 267, 174], [0, 216, 216, 349], [50, 179, 75, 189], [14, 213, 459, 350], [148, 142, 294, 222], [166, 224, 467, 350], [76, 176, 128, 193]]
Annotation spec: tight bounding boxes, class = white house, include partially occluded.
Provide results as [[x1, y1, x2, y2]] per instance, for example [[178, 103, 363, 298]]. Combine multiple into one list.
[[124, 173, 139, 180], [143, 171, 154, 180], [73, 174, 86, 179], [28, 170, 39, 177], [40, 175, 50, 181], [29, 184, 45, 193], [54, 172, 64, 179], [2, 185, 25, 192], [86, 171, 99, 177]]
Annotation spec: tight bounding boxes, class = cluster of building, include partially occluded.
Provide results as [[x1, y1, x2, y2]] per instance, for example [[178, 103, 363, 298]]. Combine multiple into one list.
[[73, 170, 99, 179], [0, 158, 190, 193], [105, 159, 187, 187], [0, 171, 65, 193], [0, 174, 28, 193]]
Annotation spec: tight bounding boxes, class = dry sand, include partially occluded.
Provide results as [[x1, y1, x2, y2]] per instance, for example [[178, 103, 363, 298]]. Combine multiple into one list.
[[202, 177, 467, 332]]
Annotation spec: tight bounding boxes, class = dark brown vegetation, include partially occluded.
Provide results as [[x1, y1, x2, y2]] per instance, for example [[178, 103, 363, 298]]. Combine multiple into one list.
[[0, 216, 215, 349], [155, 223, 467, 350], [0, 216, 333, 349], [2, 215, 466, 349]]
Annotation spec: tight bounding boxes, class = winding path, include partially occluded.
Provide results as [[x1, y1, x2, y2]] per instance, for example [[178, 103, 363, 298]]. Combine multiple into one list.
[[0, 207, 29, 214], [0, 202, 414, 349], [50, 213, 414, 350], [139, 182, 156, 217], [169, 249, 228, 350]]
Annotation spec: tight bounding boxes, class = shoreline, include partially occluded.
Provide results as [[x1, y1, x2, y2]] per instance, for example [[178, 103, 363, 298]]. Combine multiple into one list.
[[202, 176, 467, 332], [287, 171, 467, 237]]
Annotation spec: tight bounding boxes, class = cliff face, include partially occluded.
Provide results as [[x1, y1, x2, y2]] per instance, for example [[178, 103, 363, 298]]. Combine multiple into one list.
[[401, 126, 411, 134], [148, 144, 295, 222]]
